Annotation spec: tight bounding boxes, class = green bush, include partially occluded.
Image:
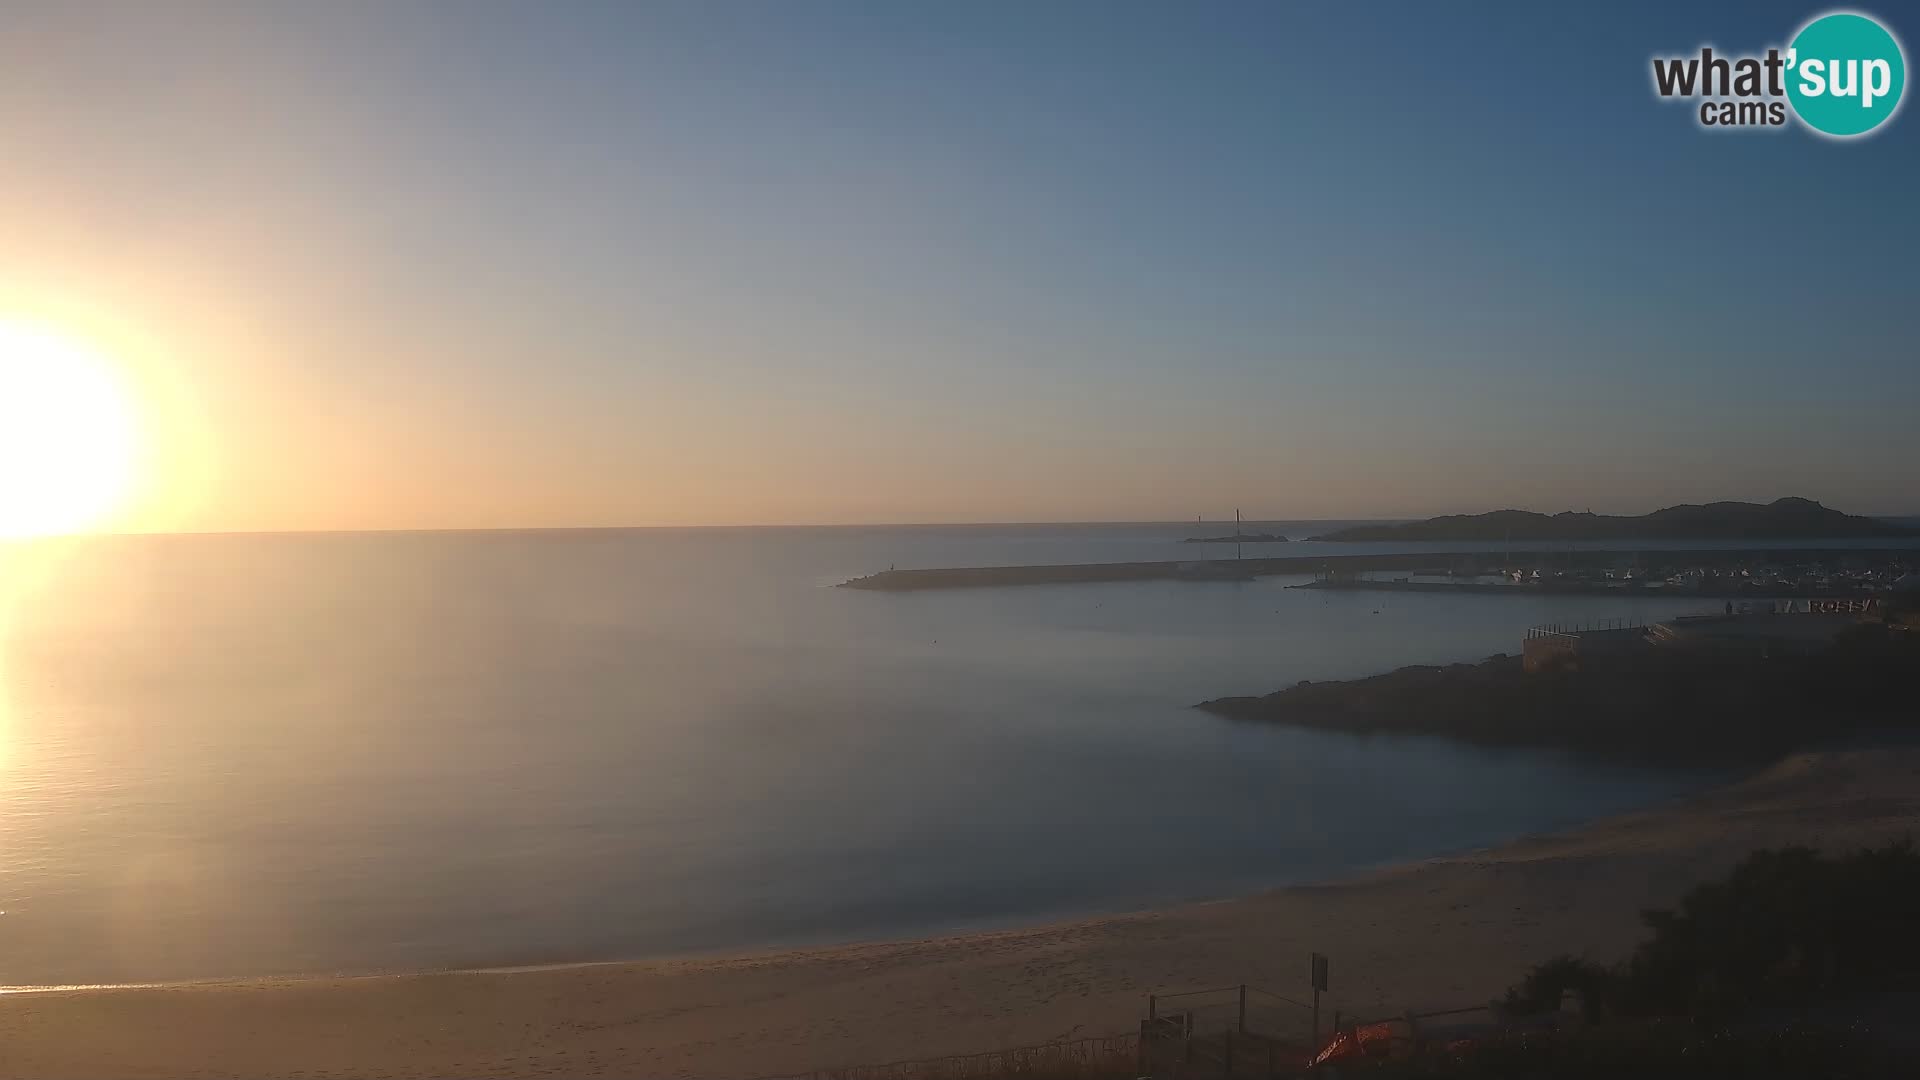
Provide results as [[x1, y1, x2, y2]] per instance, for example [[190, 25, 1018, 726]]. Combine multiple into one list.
[[1623, 839, 1920, 1016], [1501, 839, 1920, 1020], [1332, 1021, 1902, 1079], [1498, 955, 1616, 1018]]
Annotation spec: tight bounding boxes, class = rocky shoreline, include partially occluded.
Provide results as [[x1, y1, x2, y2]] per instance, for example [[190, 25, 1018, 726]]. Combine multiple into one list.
[[1196, 630, 1918, 766]]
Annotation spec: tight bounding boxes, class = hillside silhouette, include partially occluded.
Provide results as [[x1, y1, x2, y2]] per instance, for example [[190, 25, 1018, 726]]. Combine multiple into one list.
[[1312, 498, 1910, 542]]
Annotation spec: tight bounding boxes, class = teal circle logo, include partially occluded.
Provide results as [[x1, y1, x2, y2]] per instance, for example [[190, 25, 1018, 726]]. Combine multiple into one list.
[[1786, 12, 1906, 137]]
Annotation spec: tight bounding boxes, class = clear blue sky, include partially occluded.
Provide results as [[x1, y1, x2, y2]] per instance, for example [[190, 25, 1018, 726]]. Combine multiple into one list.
[[2, 1, 1914, 528]]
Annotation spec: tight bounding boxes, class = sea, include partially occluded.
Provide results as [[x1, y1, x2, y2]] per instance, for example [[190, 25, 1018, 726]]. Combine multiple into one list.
[[1, 521, 1895, 987]]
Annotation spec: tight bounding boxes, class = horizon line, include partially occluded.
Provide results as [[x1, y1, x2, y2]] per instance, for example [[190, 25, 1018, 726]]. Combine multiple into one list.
[[12, 505, 1920, 543], [13, 517, 1402, 542]]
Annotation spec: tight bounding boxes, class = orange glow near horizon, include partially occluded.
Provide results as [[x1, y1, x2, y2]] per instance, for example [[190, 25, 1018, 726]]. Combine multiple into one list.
[[0, 320, 143, 538]]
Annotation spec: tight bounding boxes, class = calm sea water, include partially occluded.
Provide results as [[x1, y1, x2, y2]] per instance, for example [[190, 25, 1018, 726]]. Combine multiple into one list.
[[0, 523, 1794, 986]]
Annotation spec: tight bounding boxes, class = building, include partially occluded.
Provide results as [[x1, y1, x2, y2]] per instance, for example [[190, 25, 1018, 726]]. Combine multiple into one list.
[[1645, 612, 1864, 656], [1521, 623, 1648, 672]]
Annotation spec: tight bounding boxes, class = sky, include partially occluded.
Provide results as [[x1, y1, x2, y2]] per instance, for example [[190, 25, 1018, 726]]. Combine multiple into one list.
[[1, 0, 1916, 531]]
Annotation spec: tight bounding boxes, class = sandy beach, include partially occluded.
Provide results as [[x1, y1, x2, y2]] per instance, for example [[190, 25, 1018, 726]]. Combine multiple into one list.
[[2, 747, 1915, 1080]]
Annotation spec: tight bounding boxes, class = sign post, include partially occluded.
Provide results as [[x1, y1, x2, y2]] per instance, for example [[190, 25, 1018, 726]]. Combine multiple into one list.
[[1311, 953, 1329, 1046]]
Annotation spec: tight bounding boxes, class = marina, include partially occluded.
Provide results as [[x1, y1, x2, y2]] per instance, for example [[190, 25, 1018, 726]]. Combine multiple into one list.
[[839, 545, 1920, 594]]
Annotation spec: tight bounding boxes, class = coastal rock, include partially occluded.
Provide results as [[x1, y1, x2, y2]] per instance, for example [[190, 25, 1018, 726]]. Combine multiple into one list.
[[1196, 630, 1919, 766]]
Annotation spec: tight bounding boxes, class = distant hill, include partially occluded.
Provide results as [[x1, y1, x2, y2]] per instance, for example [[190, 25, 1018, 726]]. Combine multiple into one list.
[[1310, 498, 1913, 542]]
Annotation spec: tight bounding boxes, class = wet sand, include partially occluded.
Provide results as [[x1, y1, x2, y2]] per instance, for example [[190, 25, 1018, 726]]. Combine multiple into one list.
[[2, 748, 1914, 1079]]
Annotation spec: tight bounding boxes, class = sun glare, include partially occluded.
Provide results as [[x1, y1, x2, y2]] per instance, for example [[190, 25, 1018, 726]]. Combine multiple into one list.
[[0, 321, 141, 538]]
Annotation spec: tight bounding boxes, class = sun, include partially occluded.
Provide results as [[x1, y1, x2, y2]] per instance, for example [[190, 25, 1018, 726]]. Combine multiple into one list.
[[0, 320, 141, 538]]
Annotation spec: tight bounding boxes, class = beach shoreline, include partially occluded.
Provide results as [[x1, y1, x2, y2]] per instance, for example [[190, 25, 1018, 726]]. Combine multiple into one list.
[[3, 746, 1916, 1079]]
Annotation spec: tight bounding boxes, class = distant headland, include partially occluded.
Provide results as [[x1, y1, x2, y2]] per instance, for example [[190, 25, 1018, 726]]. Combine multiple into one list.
[[1310, 497, 1911, 543]]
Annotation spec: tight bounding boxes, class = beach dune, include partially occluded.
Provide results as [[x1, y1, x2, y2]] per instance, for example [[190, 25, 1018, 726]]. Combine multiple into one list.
[[2, 748, 1914, 1080]]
